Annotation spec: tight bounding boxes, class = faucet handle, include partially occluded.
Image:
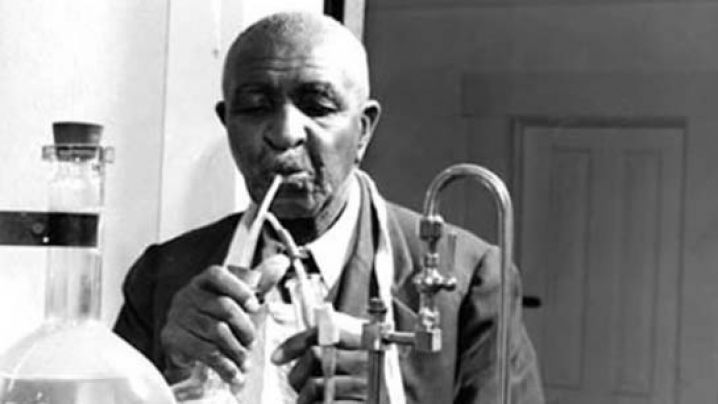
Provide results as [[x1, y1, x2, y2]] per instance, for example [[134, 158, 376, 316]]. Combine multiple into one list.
[[439, 275, 457, 292], [414, 266, 457, 296]]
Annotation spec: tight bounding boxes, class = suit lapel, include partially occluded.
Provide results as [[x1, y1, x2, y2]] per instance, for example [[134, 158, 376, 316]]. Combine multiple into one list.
[[385, 206, 421, 332], [329, 184, 420, 332], [329, 176, 375, 319]]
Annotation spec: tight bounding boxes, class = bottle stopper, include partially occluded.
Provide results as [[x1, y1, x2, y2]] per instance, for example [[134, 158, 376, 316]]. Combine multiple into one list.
[[52, 121, 103, 145]]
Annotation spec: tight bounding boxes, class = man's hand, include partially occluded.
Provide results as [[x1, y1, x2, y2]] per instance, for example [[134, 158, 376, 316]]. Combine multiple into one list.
[[271, 312, 370, 404], [160, 255, 289, 386]]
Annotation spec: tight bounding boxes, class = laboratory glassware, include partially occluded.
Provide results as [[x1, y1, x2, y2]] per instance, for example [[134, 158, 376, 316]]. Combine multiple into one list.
[[0, 122, 176, 404]]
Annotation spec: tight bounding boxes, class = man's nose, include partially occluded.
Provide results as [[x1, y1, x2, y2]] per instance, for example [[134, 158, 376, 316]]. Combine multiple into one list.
[[264, 103, 308, 150]]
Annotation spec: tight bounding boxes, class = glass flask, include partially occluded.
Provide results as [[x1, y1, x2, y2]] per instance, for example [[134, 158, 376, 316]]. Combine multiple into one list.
[[0, 122, 175, 404]]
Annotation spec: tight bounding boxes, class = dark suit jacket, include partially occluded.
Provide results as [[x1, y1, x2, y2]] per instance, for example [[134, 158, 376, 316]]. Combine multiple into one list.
[[114, 201, 544, 403]]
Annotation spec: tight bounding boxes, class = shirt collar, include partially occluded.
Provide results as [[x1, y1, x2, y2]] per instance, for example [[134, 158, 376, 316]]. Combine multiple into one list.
[[303, 173, 361, 289]]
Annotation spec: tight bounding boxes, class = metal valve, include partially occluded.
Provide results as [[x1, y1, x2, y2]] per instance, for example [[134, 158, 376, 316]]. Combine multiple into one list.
[[360, 163, 515, 404]]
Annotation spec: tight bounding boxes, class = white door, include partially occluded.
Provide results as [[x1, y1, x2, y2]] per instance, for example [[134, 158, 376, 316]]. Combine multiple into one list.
[[519, 123, 684, 404]]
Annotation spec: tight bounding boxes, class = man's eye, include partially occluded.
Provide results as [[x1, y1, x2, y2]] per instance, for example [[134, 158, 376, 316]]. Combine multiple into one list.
[[232, 94, 272, 114], [298, 99, 338, 117]]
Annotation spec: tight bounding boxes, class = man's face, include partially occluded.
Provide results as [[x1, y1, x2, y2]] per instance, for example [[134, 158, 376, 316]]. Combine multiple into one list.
[[218, 40, 378, 219]]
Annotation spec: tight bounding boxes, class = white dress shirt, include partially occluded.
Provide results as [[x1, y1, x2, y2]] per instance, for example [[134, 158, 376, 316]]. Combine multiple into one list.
[[224, 174, 361, 403]]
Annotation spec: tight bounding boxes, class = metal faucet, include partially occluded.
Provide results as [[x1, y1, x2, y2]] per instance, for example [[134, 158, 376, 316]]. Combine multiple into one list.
[[361, 163, 514, 404]]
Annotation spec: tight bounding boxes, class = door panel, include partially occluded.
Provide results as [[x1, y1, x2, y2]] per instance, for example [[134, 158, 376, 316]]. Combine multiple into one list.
[[520, 123, 683, 404]]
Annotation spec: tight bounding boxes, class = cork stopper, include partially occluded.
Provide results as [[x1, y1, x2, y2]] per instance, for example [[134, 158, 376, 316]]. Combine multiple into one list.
[[52, 122, 103, 145], [43, 121, 112, 163]]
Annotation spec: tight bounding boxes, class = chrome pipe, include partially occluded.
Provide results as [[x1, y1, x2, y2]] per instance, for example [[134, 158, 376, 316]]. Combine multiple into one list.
[[421, 163, 513, 404]]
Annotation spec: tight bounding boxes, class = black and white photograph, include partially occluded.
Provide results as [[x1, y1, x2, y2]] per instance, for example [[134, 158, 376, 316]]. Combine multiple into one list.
[[0, 0, 715, 403]]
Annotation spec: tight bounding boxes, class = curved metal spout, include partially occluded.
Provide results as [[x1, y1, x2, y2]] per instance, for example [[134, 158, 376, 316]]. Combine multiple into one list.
[[421, 163, 513, 404]]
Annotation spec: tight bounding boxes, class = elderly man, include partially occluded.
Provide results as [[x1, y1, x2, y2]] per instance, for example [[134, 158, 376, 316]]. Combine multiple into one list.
[[114, 11, 544, 404]]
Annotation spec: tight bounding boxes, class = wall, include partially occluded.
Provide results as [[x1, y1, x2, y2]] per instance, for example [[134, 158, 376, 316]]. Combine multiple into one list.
[[0, 0, 169, 350], [363, 1, 718, 402], [0, 0, 323, 351]]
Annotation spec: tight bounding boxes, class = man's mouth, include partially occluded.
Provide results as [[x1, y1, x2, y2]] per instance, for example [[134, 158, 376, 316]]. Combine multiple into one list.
[[265, 170, 314, 195], [279, 171, 311, 184]]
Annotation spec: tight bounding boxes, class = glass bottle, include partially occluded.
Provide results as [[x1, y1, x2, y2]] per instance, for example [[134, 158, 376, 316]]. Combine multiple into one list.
[[0, 122, 175, 404]]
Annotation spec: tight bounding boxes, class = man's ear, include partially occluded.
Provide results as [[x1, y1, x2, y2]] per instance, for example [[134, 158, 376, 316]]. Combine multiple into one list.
[[356, 99, 381, 164], [215, 101, 227, 126]]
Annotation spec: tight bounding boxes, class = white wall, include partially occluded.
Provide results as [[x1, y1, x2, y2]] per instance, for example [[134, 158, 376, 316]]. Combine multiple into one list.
[[0, 0, 322, 351], [0, 0, 169, 350]]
